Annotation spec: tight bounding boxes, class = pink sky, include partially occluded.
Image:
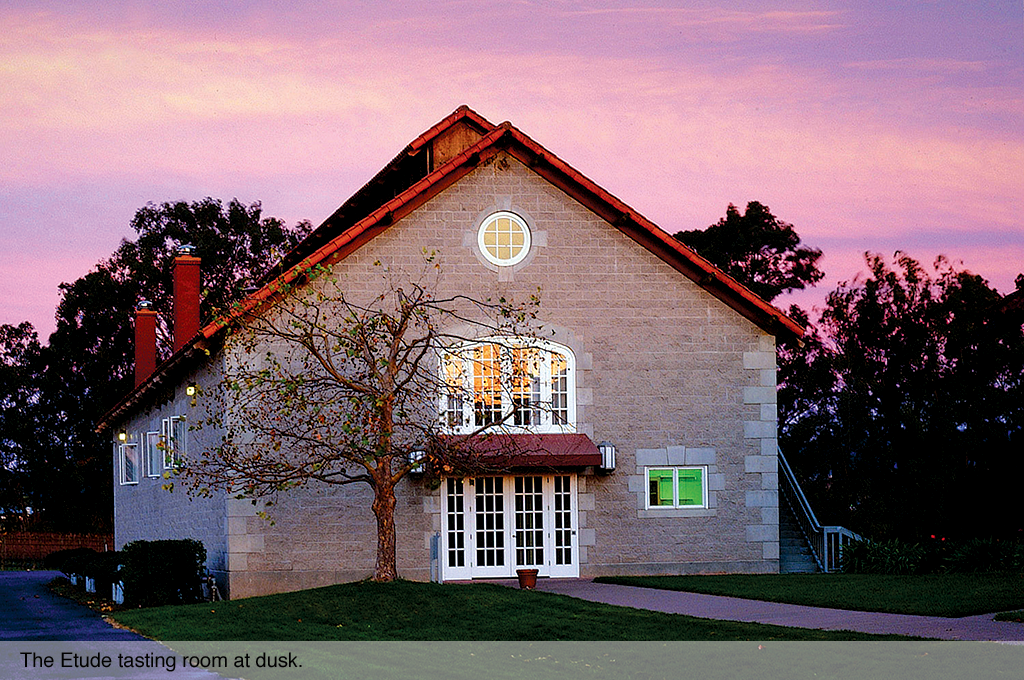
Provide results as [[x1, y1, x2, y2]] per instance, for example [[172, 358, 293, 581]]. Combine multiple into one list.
[[2, 1, 1022, 339]]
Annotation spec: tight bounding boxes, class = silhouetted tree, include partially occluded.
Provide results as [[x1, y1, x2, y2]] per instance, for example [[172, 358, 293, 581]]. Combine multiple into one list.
[[4, 198, 310, 531], [674, 201, 823, 302], [780, 253, 1024, 539]]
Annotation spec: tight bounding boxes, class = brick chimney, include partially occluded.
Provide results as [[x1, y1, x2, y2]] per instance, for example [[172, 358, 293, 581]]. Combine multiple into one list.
[[173, 244, 201, 352], [134, 300, 158, 387]]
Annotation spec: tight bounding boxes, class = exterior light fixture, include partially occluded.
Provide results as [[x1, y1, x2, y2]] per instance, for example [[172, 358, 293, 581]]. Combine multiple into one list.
[[118, 431, 127, 442], [186, 384, 197, 397], [597, 441, 616, 472], [407, 450, 427, 475]]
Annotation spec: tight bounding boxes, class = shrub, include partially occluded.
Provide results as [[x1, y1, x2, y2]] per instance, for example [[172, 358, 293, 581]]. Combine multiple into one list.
[[841, 538, 926, 575], [43, 547, 97, 576], [81, 551, 123, 594], [943, 538, 1023, 573], [121, 539, 206, 608]]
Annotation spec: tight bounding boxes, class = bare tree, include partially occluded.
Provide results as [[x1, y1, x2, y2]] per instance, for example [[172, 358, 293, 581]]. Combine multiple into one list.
[[181, 258, 544, 581]]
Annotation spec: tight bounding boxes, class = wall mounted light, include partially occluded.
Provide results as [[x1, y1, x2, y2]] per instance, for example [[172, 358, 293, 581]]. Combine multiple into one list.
[[118, 431, 127, 442], [186, 384, 197, 397], [597, 441, 616, 472], [407, 450, 427, 475]]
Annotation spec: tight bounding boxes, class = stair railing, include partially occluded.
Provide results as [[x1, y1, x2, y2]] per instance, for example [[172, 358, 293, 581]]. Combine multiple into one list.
[[778, 448, 862, 572]]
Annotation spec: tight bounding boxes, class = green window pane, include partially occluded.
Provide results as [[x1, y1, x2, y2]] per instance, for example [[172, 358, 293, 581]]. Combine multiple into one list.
[[648, 469, 674, 506], [678, 468, 703, 506]]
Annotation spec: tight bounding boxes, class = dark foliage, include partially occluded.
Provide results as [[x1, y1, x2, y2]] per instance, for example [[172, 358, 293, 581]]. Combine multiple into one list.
[[43, 547, 99, 575], [121, 539, 206, 608], [1, 199, 310, 532], [842, 537, 1024, 575], [674, 201, 823, 302], [841, 539, 927, 575], [781, 253, 1024, 539]]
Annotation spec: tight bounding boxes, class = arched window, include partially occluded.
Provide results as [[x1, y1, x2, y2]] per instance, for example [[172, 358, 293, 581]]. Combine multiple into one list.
[[441, 338, 575, 433]]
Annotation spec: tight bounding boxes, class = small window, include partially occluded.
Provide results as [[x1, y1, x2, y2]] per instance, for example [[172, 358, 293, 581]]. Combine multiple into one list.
[[119, 443, 139, 485], [478, 211, 531, 266], [145, 431, 161, 477], [647, 467, 706, 508], [162, 416, 187, 469]]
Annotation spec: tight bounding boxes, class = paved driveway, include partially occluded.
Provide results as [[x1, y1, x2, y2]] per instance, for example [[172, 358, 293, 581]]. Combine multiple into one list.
[[0, 570, 144, 642], [0, 571, 234, 679]]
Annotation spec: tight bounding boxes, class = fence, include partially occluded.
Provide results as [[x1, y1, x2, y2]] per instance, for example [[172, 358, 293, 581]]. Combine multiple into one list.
[[0, 532, 113, 562]]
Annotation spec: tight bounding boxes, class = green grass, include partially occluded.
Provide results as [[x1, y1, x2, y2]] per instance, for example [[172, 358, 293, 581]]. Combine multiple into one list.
[[110, 580, 912, 641], [594, 573, 1024, 618]]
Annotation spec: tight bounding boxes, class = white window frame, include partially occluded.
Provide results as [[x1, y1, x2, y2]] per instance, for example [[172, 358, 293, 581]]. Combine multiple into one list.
[[645, 466, 708, 509], [161, 415, 187, 469], [440, 337, 576, 434], [477, 211, 532, 266], [119, 441, 140, 485], [144, 431, 162, 477]]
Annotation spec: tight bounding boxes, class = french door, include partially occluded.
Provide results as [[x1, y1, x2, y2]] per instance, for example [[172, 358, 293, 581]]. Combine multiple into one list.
[[442, 474, 579, 580]]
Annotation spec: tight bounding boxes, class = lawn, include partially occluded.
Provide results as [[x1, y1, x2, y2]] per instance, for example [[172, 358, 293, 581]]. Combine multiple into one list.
[[594, 573, 1024, 618], [110, 579, 911, 641]]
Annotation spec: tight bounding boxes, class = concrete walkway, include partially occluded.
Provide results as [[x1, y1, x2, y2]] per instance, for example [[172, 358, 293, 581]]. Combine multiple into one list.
[[503, 577, 1024, 641]]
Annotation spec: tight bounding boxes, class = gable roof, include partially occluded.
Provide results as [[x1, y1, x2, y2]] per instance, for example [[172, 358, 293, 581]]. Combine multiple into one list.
[[97, 105, 803, 432]]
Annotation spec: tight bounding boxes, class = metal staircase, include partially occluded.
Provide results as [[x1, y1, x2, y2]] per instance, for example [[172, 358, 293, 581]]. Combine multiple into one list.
[[778, 448, 862, 573]]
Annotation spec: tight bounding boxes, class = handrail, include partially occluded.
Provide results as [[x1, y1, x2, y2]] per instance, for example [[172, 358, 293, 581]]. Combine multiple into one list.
[[778, 447, 862, 572]]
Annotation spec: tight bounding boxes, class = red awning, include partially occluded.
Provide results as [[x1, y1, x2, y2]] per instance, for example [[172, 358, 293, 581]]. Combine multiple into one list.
[[444, 433, 602, 468]]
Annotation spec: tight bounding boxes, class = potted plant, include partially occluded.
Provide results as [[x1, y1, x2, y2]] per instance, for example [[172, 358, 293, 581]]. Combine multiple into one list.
[[516, 568, 539, 590]]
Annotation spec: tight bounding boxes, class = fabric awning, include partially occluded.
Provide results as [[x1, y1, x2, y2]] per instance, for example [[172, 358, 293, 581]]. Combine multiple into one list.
[[443, 433, 602, 468]]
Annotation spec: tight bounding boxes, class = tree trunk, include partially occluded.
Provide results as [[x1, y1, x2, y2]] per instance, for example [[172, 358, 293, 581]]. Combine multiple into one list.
[[371, 481, 398, 582]]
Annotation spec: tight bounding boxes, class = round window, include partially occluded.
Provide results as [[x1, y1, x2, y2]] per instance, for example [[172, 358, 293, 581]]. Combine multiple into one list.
[[477, 211, 531, 266]]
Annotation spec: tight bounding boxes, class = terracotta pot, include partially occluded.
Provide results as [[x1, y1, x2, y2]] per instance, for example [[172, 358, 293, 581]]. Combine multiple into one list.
[[516, 568, 539, 590]]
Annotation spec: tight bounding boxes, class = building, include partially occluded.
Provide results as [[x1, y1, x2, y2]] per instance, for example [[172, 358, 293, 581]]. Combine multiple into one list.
[[98, 106, 803, 599]]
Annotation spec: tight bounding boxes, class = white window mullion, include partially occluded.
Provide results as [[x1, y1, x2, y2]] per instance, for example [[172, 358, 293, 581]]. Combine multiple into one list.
[[539, 349, 552, 429]]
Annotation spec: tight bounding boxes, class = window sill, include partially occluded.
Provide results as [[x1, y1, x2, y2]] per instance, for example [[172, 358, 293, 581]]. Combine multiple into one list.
[[638, 507, 716, 519]]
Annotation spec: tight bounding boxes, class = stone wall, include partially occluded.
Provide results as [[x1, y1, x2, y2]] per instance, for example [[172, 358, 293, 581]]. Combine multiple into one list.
[[113, 150, 780, 598], [212, 152, 778, 594]]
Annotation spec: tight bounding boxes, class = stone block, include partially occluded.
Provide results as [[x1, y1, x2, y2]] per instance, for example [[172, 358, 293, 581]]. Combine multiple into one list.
[[743, 386, 777, 405], [579, 528, 596, 546], [707, 473, 725, 491], [761, 473, 778, 490], [745, 490, 778, 507], [666, 445, 687, 465], [745, 455, 776, 473], [228, 552, 248, 572], [762, 542, 780, 560], [745, 524, 777, 543], [760, 403, 778, 422], [743, 351, 775, 370], [626, 475, 646, 494], [227, 516, 247, 536], [635, 448, 668, 467], [685, 448, 716, 465], [744, 420, 777, 439]]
